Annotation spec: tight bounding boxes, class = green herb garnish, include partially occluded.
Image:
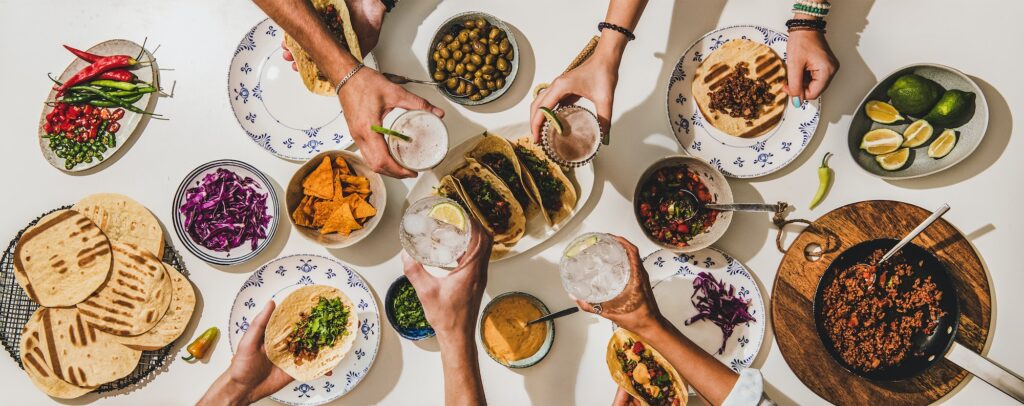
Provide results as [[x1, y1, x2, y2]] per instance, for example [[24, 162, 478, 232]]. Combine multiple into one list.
[[394, 281, 430, 330], [287, 296, 350, 360]]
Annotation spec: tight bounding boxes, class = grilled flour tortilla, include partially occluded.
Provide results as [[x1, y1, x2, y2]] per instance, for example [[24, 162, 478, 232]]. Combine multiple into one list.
[[285, 0, 363, 96], [73, 193, 165, 258], [692, 39, 787, 138], [607, 328, 687, 406], [466, 133, 541, 221], [512, 138, 577, 226], [117, 263, 196, 351], [452, 160, 526, 245], [265, 285, 358, 382], [77, 241, 172, 336]]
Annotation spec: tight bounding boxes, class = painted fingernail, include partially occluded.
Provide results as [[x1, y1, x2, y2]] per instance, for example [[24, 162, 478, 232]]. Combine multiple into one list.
[[792, 97, 802, 108]]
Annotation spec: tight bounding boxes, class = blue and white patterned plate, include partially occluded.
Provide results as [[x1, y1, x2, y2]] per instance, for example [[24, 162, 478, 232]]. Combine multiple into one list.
[[666, 25, 821, 178], [229, 254, 380, 405], [228, 18, 378, 161], [643, 248, 766, 372]]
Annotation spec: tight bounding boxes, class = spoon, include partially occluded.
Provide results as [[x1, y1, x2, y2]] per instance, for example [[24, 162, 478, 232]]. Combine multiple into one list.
[[878, 203, 950, 264], [675, 189, 782, 221], [526, 307, 578, 326], [381, 72, 472, 97]]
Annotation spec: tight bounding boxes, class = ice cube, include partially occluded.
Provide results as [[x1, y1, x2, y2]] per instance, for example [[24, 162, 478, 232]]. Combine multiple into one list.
[[403, 213, 430, 235]]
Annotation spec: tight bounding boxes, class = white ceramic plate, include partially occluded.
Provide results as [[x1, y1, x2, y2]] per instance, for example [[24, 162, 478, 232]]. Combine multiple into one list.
[[406, 123, 595, 261], [229, 254, 380, 405], [38, 39, 158, 172], [643, 248, 765, 371], [666, 25, 821, 178], [228, 18, 378, 161], [172, 159, 280, 265]]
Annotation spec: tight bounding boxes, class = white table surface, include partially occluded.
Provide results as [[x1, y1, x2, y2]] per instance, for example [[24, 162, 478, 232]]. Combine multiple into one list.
[[1, 0, 1021, 404]]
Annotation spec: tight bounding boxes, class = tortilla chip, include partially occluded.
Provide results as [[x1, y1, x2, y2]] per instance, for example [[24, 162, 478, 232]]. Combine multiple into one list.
[[292, 196, 316, 227], [321, 203, 362, 235], [312, 200, 341, 228], [332, 172, 346, 201], [349, 195, 377, 219], [334, 157, 352, 175], [303, 157, 334, 199]]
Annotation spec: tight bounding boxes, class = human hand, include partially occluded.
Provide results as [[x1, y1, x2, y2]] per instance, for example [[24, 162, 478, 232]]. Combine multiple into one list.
[[401, 218, 493, 338], [338, 68, 445, 178], [282, 0, 386, 70], [575, 235, 665, 335], [529, 50, 619, 143], [785, 29, 840, 104], [199, 301, 292, 406]]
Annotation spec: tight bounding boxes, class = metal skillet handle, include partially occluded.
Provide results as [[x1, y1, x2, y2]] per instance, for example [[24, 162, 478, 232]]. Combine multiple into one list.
[[704, 202, 781, 213], [946, 342, 1024, 402]]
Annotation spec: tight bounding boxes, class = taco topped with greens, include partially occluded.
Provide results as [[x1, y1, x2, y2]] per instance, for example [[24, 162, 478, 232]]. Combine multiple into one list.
[[265, 285, 358, 382], [466, 134, 541, 220], [512, 138, 577, 226], [607, 328, 687, 406], [451, 161, 526, 245], [285, 0, 363, 96]]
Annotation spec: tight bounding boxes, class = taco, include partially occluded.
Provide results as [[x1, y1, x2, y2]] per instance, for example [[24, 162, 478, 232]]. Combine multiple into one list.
[[437, 175, 473, 214], [284, 0, 363, 96], [607, 328, 687, 406], [512, 138, 577, 226], [466, 134, 541, 220], [451, 161, 526, 245], [265, 285, 358, 382]]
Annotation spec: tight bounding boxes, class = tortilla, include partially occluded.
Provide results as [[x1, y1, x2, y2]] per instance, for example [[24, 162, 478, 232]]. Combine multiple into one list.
[[265, 285, 359, 382], [21, 307, 140, 389], [692, 39, 787, 138], [466, 134, 542, 220], [117, 263, 196, 351], [77, 242, 172, 336], [452, 160, 527, 245], [303, 156, 336, 199], [606, 328, 688, 406], [512, 138, 577, 226], [73, 193, 165, 258], [321, 202, 361, 235], [13, 209, 112, 307], [285, 0, 363, 96]]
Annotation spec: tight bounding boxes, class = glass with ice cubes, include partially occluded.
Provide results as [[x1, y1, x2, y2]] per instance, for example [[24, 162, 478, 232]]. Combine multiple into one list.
[[400, 195, 472, 268], [558, 233, 631, 303]]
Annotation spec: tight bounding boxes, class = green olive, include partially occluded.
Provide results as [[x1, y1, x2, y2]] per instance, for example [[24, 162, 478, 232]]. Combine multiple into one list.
[[461, 54, 472, 64], [484, 54, 495, 65], [485, 80, 495, 90], [473, 77, 485, 89], [469, 93, 483, 101], [499, 38, 510, 53], [462, 20, 475, 29], [457, 30, 469, 43], [432, 50, 441, 62], [482, 73, 493, 81], [456, 81, 466, 94], [465, 63, 477, 72], [466, 84, 477, 94], [475, 18, 488, 29], [469, 30, 479, 40], [489, 43, 501, 55], [496, 57, 509, 72], [439, 48, 450, 59], [445, 59, 456, 72], [447, 41, 460, 52], [433, 71, 447, 81], [505, 49, 515, 60], [472, 41, 486, 56], [479, 89, 491, 97], [455, 63, 465, 75], [442, 34, 454, 43], [488, 27, 501, 40], [463, 73, 474, 81], [480, 64, 495, 74], [446, 77, 458, 90], [470, 54, 483, 66], [496, 78, 505, 89], [461, 44, 471, 53]]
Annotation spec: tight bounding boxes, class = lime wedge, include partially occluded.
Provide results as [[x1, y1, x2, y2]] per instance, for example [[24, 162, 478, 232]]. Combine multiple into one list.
[[876, 148, 910, 171], [928, 129, 957, 159], [902, 119, 934, 148], [860, 128, 903, 155], [370, 125, 411, 142], [429, 202, 466, 231], [539, 107, 564, 135], [565, 235, 599, 258], [865, 100, 903, 124]]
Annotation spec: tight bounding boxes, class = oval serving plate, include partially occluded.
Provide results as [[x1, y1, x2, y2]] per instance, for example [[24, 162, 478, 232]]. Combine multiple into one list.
[[229, 254, 380, 406], [847, 63, 988, 179], [427, 11, 520, 106], [229, 18, 378, 161], [38, 39, 158, 172], [405, 122, 595, 262], [643, 248, 766, 372], [172, 159, 280, 266], [666, 25, 821, 178]]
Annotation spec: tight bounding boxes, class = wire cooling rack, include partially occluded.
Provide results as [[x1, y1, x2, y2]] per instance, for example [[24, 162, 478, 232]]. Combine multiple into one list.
[[0, 205, 190, 394]]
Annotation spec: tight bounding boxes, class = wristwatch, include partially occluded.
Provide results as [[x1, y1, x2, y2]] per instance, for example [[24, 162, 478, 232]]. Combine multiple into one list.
[[380, 0, 398, 12]]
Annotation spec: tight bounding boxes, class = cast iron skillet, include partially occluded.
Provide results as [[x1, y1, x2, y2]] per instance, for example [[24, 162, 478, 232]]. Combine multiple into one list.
[[812, 239, 1024, 401]]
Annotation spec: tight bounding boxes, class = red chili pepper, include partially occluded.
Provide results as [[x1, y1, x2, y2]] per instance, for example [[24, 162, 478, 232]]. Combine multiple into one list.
[[63, 44, 102, 63], [96, 69, 137, 82], [55, 55, 139, 96]]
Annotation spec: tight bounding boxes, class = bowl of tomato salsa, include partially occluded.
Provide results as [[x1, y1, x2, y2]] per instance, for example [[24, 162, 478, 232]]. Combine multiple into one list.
[[633, 156, 732, 252]]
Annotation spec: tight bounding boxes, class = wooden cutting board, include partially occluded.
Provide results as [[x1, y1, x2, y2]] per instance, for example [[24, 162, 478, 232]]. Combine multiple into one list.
[[772, 200, 991, 405]]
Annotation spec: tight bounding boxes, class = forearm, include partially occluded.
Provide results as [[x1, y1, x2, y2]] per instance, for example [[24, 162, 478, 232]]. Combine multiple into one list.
[[636, 317, 738, 405], [198, 373, 251, 406], [438, 332, 486, 405], [595, 0, 648, 65], [250, 0, 358, 84]]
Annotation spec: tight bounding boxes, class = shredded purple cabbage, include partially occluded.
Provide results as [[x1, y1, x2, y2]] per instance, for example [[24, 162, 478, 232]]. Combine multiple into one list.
[[180, 168, 272, 252], [684, 272, 756, 354]]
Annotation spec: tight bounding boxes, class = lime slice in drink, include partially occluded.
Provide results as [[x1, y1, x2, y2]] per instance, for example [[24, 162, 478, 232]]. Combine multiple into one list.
[[928, 129, 957, 159], [860, 128, 903, 155], [370, 125, 411, 142], [539, 107, 564, 135], [565, 235, 599, 258], [902, 119, 934, 148], [876, 148, 910, 171], [864, 100, 903, 124], [429, 202, 466, 231]]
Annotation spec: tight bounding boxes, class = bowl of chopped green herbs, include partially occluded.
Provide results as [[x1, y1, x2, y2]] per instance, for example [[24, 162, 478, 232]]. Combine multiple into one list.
[[385, 276, 435, 340]]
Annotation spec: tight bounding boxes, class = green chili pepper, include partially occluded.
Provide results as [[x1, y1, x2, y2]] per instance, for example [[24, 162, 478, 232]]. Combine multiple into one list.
[[88, 79, 140, 91], [182, 327, 219, 361], [809, 152, 834, 210], [68, 85, 159, 115]]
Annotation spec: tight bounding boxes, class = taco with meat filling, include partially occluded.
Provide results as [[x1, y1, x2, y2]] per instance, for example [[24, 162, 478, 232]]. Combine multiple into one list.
[[284, 0, 363, 96], [466, 133, 541, 220], [512, 138, 577, 226], [265, 285, 358, 382], [607, 328, 688, 406], [451, 161, 526, 245]]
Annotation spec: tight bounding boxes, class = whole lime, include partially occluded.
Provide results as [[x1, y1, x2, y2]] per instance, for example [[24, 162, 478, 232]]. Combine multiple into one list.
[[886, 74, 944, 116], [924, 89, 975, 127]]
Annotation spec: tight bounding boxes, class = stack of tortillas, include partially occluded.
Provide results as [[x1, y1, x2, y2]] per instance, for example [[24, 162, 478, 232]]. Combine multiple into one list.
[[12, 194, 196, 399]]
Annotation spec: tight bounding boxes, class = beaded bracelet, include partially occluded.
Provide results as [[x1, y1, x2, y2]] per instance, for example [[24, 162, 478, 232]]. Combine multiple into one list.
[[792, 4, 829, 18], [598, 22, 636, 41], [785, 18, 827, 31], [795, 0, 831, 9]]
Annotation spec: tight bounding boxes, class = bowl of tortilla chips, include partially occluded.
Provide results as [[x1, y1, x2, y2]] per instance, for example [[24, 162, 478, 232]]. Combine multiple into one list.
[[286, 150, 385, 248]]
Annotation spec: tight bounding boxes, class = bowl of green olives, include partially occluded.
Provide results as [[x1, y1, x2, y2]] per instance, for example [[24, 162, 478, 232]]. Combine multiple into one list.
[[428, 12, 519, 105]]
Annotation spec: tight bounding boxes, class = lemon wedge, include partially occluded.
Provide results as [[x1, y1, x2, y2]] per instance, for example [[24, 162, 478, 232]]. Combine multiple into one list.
[[429, 202, 466, 231], [928, 129, 957, 159], [865, 100, 904, 124], [902, 119, 934, 148], [876, 148, 910, 171], [565, 235, 599, 258], [860, 128, 903, 155]]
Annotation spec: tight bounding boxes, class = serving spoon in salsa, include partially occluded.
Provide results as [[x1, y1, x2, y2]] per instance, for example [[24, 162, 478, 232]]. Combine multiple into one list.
[[673, 189, 783, 221]]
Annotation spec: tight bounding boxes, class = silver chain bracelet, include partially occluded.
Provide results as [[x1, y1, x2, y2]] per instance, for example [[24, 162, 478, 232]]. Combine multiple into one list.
[[334, 62, 365, 96]]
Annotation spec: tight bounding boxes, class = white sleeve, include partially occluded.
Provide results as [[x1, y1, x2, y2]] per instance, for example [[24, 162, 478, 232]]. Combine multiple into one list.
[[721, 368, 775, 406]]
